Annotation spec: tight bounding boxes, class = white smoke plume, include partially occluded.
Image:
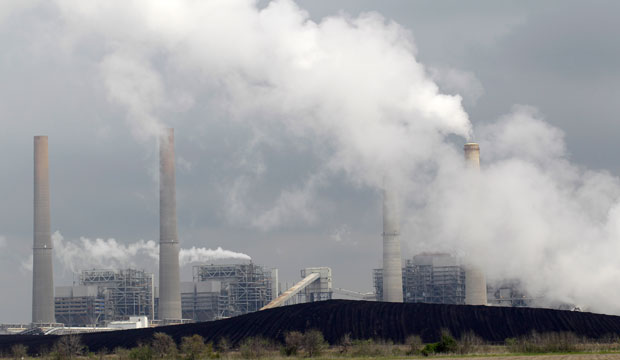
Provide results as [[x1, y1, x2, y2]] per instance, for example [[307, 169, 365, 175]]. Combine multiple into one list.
[[406, 106, 620, 313], [0, 235, 6, 248], [21, 231, 250, 273], [428, 66, 485, 106], [7, 0, 620, 314], [50, 0, 470, 194], [52, 231, 158, 272], [180, 246, 251, 265]]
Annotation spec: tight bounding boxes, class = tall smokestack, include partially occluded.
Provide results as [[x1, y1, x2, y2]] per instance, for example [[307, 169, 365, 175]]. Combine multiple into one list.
[[33, 136, 55, 324], [463, 142, 487, 305], [158, 128, 182, 320], [382, 182, 403, 302]]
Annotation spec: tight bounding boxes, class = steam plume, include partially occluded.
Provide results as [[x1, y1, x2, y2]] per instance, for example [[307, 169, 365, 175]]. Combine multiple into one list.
[[52, 0, 470, 191], [410, 106, 620, 313], [180, 246, 251, 265], [20, 232, 250, 273]]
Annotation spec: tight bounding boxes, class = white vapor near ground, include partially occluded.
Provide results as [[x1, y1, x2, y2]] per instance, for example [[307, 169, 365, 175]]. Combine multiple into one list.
[[4, 0, 620, 315]]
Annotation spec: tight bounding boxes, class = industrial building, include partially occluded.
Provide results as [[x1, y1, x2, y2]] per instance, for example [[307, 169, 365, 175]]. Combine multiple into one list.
[[299, 267, 333, 303], [181, 281, 222, 321], [55, 269, 154, 326], [487, 280, 532, 307], [261, 267, 333, 310], [180, 263, 278, 321], [179, 264, 334, 321], [374, 253, 466, 304], [375, 253, 534, 307]]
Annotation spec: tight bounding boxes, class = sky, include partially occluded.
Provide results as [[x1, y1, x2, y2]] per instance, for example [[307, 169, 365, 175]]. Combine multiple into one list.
[[1, 0, 620, 322]]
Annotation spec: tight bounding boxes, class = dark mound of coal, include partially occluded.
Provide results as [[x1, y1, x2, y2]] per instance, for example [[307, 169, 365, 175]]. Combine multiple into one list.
[[3, 300, 620, 354]]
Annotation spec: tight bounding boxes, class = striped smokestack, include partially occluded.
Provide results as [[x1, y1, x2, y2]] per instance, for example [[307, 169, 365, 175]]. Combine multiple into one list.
[[382, 182, 403, 302], [33, 136, 55, 324], [158, 128, 182, 320], [463, 142, 487, 306]]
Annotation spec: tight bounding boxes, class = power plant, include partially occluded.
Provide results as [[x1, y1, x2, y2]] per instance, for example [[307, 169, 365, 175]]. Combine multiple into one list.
[[21, 132, 531, 334], [158, 128, 182, 321], [32, 136, 55, 324]]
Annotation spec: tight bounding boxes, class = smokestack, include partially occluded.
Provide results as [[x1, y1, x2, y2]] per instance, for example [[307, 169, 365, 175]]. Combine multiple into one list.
[[33, 136, 55, 324], [463, 142, 487, 306], [464, 143, 480, 170], [158, 128, 182, 320], [382, 181, 403, 302]]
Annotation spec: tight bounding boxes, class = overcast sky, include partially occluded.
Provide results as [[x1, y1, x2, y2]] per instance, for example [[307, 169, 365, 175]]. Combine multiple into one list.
[[1, 0, 620, 323]]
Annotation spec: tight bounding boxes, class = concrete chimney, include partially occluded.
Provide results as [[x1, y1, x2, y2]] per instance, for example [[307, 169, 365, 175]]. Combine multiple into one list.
[[33, 136, 55, 324], [158, 128, 182, 320], [464, 143, 480, 170], [382, 182, 403, 302], [463, 142, 487, 306]]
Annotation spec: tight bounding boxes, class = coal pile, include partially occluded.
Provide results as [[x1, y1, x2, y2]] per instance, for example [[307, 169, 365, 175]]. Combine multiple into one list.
[[3, 300, 620, 354]]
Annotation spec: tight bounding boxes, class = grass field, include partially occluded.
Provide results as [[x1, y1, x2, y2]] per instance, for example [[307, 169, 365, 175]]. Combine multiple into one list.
[[440, 356, 620, 360], [4, 330, 620, 359]]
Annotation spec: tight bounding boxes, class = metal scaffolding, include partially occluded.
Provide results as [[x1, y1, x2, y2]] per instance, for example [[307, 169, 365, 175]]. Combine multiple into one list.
[[403, 261, 466, 304], [80, 269, 155, 321], [372, 268, 383, 301], [55, 268, 154, 326], [374, 254, 466, 304], [192, 263, 276, 319]]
